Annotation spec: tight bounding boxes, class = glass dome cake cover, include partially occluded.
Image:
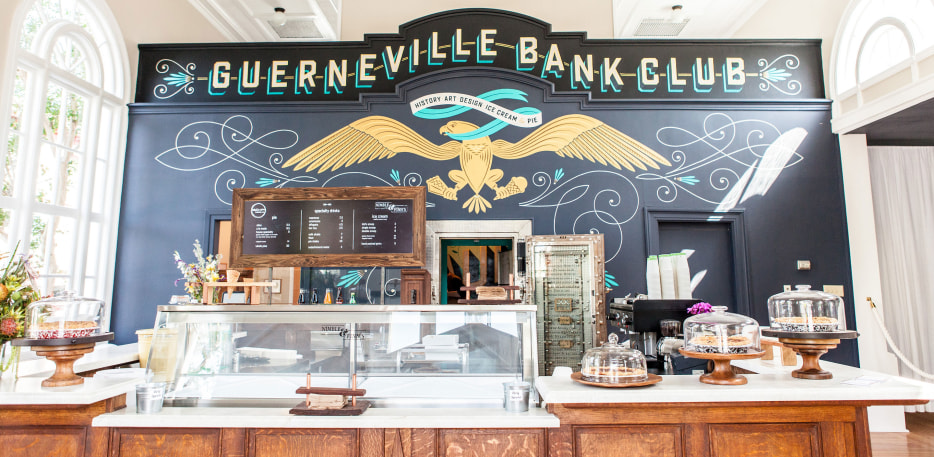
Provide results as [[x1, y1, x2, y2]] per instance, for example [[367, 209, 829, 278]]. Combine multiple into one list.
[[683, 306, 761, 354], [25, 291, 104, 339], [580, 333, 648, 383], [768, 285, 845, 332]]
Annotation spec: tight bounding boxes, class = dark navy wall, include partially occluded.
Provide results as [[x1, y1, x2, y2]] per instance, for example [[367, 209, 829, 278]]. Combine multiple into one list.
[[115, 68, 857, 365]]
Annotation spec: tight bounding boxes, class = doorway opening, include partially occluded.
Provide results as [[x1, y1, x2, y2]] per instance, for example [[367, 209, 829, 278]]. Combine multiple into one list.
[[440, 238, 514, 304]]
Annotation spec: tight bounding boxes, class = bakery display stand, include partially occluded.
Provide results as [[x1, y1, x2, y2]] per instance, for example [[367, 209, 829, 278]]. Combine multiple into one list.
[[679, 348, 766, 385], [12, 333, 114, 387], [761, 329, 858, 380], [289, 373, 369, 416]]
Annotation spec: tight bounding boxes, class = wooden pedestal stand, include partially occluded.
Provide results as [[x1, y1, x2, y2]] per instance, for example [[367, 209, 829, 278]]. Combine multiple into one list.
[[762, 330, 858, 380], [679, 348, 766, 385], [12, 333, 114, 387]]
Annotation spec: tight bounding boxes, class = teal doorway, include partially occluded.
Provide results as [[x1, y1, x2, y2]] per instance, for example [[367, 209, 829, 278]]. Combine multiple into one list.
[[439, 238, 514, 304]]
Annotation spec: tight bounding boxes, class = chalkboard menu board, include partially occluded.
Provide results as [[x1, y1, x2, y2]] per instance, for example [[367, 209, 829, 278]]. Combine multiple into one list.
[[230, 187, 426, 267]]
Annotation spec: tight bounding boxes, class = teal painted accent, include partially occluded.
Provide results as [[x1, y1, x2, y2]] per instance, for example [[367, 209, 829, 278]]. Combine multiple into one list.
[[554, 168, 564, 182], [324, 63, 343, 95], [515, 40, 535, 71], [294, 67, 313, 95], [540, 48, 562, 79], [164, 72, 190, 87], [451, 33, 469, 62], [666, 63, 684, 93], [337, 270, 365, 288], [381, 49, 398, 80], [760, 68, 791, 82], [256, 178, 277, 187], [570, 60, 592, 90], [692, 62, 713, 93], [355, 59, 373, 89], [605, 271, 619, 288], [414, 89, 529, 119], [446, 106, 541, 141], [476, 34, 495, 63], [390, 169, 400, 183], [637, 64, 656, 93], [207, 71, 225, 96], [600, 63, 622, 93], [679, 176, 699, 185], [237, 68, 255, 95], [408, 43, 419, 73], [427, 38, 443, 66], [266, 68, 284, 95], [723, 63, 743, 93]]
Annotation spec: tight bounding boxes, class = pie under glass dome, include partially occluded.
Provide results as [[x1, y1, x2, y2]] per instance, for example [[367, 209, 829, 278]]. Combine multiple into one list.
[[580, 333, 648, 383]]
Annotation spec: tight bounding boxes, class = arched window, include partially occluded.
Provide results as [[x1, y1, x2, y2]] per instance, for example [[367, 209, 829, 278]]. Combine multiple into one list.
[[0, 0, 128, 314], [830, 0, 934, 131]]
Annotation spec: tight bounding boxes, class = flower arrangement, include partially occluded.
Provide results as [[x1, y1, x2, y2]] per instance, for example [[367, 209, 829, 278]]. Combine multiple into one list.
[[0, 243, 41, 373], [173, 240, 223, 303], [687, 302, 713, 315]]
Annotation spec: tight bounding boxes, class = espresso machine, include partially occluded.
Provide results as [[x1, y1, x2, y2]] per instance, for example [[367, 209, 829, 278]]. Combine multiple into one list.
[[607, 297, 704, 374]]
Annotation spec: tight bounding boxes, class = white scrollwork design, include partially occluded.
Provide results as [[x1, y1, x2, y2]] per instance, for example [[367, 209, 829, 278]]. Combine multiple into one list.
[[154, 59, 197, 99], [639, 113, 806, 208], [155, 115, 316, 205], [757, 54, 802, 96], [520, 170, 640, 262]]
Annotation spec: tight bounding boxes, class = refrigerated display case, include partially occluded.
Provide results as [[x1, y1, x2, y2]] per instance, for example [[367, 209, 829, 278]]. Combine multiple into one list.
[[146, 305, 537, 408]]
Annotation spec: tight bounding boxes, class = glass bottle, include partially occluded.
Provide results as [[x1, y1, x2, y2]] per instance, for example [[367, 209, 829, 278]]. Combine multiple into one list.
[[323, 288, 333, 304], [335, 287, 344, 304], [349, 292, 356, 304], [311, 288, 319, 304]]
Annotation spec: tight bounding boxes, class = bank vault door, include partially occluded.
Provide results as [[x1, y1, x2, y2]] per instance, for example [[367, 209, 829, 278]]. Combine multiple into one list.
[[526, 234, 606, 376]]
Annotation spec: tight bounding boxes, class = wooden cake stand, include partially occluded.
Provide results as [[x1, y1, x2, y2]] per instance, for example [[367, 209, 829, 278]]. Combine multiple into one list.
[[12, 333, 114, 387], [762, 329, 858, 380], [679, 348, 766, 385]]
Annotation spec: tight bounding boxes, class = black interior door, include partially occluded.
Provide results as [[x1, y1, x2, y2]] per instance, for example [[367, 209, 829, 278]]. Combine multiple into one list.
[[658, 221, 736, 311]]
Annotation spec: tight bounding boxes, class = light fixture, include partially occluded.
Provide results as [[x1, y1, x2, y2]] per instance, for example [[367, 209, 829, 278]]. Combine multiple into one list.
[[670, 5, 685, 23], [272, 7, 287, 27]]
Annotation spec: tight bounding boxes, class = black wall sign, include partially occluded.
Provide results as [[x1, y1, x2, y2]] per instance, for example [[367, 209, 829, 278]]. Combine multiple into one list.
[[137, 9, 823, 103]]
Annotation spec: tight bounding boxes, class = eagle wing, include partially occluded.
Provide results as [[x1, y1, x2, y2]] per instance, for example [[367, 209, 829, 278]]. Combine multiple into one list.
[[491, 114, 671, 172], [284, 116, 461, 172]]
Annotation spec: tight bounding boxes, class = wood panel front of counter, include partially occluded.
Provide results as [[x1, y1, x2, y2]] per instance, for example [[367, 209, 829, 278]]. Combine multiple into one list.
[[545, 401, 890, 457], [0, 394, 125, 457]]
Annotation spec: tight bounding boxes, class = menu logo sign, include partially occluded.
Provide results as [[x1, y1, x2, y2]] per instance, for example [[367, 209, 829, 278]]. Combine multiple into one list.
[[250, 202, 267, 218]]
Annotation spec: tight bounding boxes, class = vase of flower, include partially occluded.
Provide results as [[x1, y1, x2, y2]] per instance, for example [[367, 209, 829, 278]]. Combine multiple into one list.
[[0, 243, 41, 379], [174, 240, 223, 303]]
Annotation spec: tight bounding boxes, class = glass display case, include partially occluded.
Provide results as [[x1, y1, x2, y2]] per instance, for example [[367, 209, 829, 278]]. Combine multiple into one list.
[[25, 292, 104, 339], [767, 285, 846, 332], [683, 306, 761, 354], [147, 305, 537, 408], [525, 234, 606, 376]]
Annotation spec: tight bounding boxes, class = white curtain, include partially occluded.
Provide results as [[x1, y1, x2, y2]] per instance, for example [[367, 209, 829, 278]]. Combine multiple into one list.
[[868, 146, 934, 413]]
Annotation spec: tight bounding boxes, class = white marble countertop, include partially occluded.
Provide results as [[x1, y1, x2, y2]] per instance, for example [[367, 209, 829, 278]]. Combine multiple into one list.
[[93, 405, 560, 428], [536, 360, 934, 405], [0, 372, 144, 405], [14, 342, 139, 378]]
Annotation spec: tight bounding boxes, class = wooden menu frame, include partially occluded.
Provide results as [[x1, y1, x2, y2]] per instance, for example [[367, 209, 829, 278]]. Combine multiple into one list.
[[230, 186, 426, 268]]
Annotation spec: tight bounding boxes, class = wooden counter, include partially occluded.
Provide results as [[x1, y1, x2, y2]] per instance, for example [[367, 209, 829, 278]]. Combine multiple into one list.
[[3, 360, 932, 457]]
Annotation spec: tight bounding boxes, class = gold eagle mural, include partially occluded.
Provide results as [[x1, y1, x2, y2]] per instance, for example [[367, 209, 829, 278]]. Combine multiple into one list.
[[284, 114, 671, 213]]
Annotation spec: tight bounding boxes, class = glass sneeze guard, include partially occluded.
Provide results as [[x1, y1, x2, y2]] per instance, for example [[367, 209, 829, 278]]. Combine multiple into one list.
[[147, 305, 538, 408]]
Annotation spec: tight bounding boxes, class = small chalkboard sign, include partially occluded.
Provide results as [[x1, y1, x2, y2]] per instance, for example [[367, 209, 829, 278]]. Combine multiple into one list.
[[230, 187, 425, 267]]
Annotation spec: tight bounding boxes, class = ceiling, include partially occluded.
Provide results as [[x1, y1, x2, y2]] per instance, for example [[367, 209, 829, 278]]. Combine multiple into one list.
[[849, 97, 934, 146], [187, 0, 767, 42]]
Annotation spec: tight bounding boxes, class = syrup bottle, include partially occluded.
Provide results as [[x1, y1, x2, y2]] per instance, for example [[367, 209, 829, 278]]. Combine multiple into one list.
[[335, 287, 344, 304], [311, 288, 319, 304], [323, 288, 333, 304]]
